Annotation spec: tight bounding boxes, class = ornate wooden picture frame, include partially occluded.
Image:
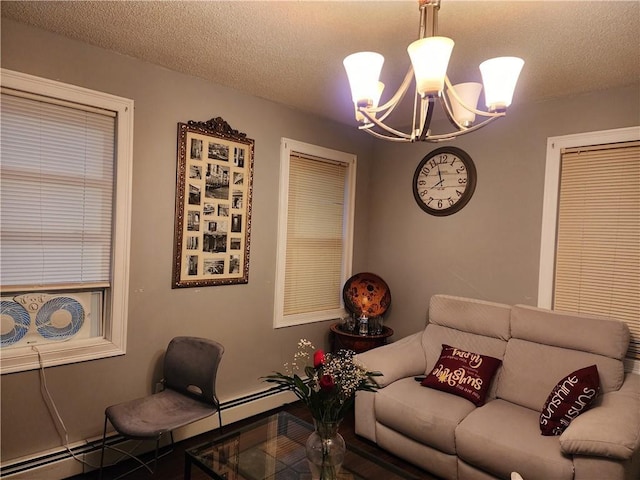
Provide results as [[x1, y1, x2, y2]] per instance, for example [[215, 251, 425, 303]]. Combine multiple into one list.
[[172, 117, 254, 288]]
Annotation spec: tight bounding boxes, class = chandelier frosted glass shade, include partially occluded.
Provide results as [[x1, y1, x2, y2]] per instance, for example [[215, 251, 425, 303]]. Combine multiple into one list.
[[343, 52, 384, 106], [479, 56, 525, 111], [407, 36, 454, 96], [342, 0, 524, 143], [447, 82, 483, 126]]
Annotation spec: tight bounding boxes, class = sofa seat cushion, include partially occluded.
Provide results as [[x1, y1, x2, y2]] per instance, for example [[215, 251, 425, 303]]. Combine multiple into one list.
[[375, 377, 476, 454], [456, 399, 574, 480]]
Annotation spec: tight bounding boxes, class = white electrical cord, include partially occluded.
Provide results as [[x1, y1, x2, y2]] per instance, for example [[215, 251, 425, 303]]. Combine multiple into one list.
[[32, 346, 103, 470]]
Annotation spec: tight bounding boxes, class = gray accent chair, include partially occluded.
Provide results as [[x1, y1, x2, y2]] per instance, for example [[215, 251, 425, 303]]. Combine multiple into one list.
[[99, 336, 224, 478]]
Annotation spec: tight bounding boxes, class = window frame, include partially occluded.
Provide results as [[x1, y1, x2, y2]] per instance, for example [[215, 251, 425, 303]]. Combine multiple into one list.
[[0, 69, 133, 374], [538, 125, 639, 370], [273, 138, 356, 328]]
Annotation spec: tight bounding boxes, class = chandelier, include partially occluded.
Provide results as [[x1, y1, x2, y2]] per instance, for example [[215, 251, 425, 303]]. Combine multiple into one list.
[[343, 0, 524, 143]]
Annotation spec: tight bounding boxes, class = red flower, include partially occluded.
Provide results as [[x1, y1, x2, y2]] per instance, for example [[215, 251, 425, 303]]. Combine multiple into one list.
[[319, 374, 335, 391], [313, 349, 325, 368]]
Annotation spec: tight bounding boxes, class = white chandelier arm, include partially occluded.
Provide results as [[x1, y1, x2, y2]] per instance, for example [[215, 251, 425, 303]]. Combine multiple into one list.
[[444, 76, 504, 118], [360, 127, 413, 143], [417, 96, 436, 141], [364, 67, 415, 124], [411, 88, 420, 141], [358, 110, 413, 140], [423, 114, 503, 142], [358, 96, 502, 143]]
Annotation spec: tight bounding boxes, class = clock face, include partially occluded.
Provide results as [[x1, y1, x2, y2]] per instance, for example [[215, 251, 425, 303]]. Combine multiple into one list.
[[412, 147, 477, 216]]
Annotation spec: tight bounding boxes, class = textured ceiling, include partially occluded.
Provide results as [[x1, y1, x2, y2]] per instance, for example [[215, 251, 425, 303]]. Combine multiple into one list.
[[2, 1, 639, 128]]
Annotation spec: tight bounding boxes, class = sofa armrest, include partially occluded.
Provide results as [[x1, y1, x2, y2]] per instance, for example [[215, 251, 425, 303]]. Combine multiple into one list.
[[355, 331, 426, 388], [560, 373, 640, 460]]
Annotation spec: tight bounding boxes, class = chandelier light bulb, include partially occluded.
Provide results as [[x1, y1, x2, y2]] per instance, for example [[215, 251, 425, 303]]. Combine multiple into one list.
[[448, 82, 483, 126], [407, 36, 454, 96], [354, 81, 385, 122], [343, 52, 385, 112], [479, 56, 525, 112]]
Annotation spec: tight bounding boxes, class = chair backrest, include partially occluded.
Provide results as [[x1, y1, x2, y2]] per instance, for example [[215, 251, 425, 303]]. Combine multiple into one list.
[[163, 336, 224, 405]]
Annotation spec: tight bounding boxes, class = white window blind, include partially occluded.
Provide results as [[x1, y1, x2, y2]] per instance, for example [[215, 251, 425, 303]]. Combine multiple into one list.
[[0, 91, 115, 289], [0, 69, 132, 374], [283, 154, 348, 316], [554, 141, 640, 358]]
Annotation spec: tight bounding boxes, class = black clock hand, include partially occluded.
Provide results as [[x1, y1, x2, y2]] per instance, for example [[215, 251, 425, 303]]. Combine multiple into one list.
[[433, 165, 444, 188]]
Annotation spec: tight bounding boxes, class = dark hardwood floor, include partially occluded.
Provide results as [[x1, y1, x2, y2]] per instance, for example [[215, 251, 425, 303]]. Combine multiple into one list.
[[66, 401, 439, 480]]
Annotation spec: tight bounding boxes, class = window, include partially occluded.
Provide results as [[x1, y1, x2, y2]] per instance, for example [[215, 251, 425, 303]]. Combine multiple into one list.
[[274, 139, 356, 328], [539, 127, 640, 364], [0, 69, 133, 373]]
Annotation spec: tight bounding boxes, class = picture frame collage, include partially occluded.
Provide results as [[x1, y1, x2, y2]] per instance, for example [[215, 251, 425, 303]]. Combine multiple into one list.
[[172, 117, 254, 287]]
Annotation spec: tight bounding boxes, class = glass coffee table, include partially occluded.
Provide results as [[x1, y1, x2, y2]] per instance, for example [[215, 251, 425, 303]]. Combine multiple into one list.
[[185, 411, 419, 480]]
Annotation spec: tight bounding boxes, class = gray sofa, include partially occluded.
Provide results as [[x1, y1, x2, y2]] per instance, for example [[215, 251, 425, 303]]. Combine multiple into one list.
[[355, 294, 640, 480]]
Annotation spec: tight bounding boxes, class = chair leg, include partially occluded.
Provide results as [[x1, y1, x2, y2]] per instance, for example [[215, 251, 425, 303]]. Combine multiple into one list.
[[214, 397, 223, 434], [103, 436, 158, 480], [109, 441, 156, 480], [152, 435, 160, 473], [99, 426, 181, 479], [99, 415, 108, 480], [151, 432, 174, 475]]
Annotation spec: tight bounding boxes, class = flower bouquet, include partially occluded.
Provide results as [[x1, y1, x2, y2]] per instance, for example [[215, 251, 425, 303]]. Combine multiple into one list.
[[262, 339, 381, 479]]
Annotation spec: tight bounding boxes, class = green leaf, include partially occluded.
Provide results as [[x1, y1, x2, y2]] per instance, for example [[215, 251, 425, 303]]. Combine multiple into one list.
[[305, 365, 316, 378]]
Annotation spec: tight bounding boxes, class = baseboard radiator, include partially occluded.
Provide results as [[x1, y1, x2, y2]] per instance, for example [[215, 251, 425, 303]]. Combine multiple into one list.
[[1, 386, 297, 479]]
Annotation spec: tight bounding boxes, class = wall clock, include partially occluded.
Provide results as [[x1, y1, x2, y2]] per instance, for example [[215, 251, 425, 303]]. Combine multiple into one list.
[[412, 146, 477, 216]]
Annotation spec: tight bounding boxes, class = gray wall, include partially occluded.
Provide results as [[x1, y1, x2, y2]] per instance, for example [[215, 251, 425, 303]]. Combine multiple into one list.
[[2, 16, 639, 466], [365, 85, 640, 340], [0, 19, 374, 461]]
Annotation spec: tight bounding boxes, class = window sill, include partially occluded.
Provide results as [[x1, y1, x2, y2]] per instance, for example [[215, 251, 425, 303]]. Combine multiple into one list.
[[0, 337, 126, 374], [274, 308, 346, 329]]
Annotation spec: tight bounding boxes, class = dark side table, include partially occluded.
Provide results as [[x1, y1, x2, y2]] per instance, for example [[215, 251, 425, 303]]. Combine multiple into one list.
[[330, 322, 393, 354]]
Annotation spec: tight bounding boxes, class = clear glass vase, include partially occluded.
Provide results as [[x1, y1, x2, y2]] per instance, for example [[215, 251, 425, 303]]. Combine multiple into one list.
[[305, 420, 346, 480]]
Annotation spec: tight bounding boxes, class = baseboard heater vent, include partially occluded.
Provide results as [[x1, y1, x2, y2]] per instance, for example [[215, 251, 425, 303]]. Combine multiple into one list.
[[0, 435, 126, 478]]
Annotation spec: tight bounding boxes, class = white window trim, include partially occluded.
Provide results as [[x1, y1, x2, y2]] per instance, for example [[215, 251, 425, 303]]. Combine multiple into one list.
[[0, 69, 133, 374], [538, 125, 640, 373], [538, 126, 640, 307], [273, 138, 356, 328]]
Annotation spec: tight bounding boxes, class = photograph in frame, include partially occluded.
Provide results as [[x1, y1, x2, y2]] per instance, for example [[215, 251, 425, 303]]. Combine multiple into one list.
[[172, 117, 254, 287]]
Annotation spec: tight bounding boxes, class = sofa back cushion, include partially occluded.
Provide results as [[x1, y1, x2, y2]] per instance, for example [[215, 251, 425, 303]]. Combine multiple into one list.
[[422, 295, 512, 402], [510, 305, 630, 359], [496, 305, 629, 411], [428, 294, 511, 340]]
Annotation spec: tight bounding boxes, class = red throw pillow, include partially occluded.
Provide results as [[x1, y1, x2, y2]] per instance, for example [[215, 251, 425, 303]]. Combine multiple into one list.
[[421, 344, 502, 406], [539, 365, 600, 436]]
